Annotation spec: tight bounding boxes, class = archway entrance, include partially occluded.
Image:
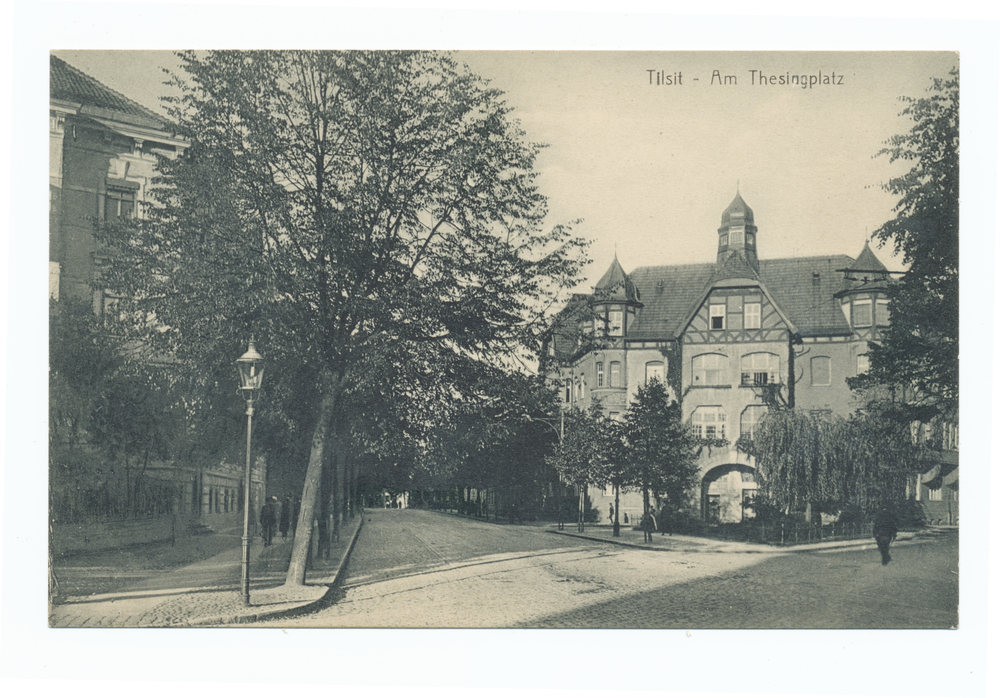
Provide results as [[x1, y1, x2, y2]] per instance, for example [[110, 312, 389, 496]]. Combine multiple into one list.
[[701, 464, 757, 523]]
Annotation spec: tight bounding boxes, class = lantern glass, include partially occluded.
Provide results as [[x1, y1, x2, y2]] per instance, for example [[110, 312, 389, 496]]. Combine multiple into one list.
[[236, 341, 265, 397]]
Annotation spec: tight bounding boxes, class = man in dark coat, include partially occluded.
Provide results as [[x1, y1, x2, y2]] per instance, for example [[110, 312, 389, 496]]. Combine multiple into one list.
[[260, 496, 278, 546], [873, 507, 898, 565], [279, 496, 292, 539]]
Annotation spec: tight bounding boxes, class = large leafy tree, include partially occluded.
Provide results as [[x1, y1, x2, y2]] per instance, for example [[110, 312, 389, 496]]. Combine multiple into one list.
[[546, 405, 609, 532], [100, 50, 586, 585], [621, 379, 699, 540], [747, 408, 928, 520], [853, 67, 958, 420]]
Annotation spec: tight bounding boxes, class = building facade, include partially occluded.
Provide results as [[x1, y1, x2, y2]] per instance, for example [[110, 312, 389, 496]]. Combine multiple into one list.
[[49, 55, 265, 519], [548, 193, 958, 524]]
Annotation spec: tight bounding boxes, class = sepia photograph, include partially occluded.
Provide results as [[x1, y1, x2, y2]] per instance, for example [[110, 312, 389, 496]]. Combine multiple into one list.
[[44, 48, 961, 632]]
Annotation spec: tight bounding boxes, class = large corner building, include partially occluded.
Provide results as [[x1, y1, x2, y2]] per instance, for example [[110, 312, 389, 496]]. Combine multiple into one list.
[[547, 193, 958, 525]]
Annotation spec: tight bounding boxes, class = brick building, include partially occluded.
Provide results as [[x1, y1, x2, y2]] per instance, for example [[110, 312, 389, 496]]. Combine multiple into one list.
[[547, 192, 958, 524], [49, 55, 265, 520]]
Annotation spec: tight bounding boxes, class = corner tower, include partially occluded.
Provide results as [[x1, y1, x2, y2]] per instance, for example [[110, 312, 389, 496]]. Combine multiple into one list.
[[714, 192, 760, 281], [591, 254, 641, 338]]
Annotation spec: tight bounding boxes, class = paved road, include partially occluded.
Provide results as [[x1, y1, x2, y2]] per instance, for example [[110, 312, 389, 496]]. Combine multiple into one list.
[[259, 509, 958, 629]]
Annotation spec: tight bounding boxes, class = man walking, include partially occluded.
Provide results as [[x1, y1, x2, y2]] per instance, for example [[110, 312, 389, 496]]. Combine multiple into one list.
[[260, 496, 278, 546], [873, 506, 898, 565]]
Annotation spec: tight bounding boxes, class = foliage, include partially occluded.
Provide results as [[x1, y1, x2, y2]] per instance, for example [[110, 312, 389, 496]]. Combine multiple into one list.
[[852, 67, 958, 419], [621, 378, 700, 508], [746, 407, 928, 516], [98, 51, 588, 581], [545, 404, 610, 488]]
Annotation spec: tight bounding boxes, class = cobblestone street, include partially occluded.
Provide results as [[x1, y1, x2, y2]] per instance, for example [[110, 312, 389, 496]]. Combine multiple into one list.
[[257, 509, 958, 629]]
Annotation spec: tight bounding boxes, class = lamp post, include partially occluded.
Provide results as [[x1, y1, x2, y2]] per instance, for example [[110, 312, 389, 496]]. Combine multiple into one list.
[[236, 340, 265, 606]]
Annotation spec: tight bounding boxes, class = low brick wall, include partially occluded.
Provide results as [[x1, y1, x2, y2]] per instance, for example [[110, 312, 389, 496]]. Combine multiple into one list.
[[51, 512, 245, 557]]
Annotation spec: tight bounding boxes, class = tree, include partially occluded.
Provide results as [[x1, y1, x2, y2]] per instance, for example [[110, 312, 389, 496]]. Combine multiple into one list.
[[100, 51, 587, 585], [621, 379, 699, 541], [854, 67, 958, 420], [546, 405, 607, 532], [746, 407, 928, 521]]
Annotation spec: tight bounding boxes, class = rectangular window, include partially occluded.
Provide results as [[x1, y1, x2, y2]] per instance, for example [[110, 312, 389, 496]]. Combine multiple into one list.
[[609, 362, 621, 388], [105, 188, 136, 220], [608, 310, 624, 336], [852, 300, 872, 328], [565, 379, 571, 403], [609, 412, 620, 421], [876, 300, 890, 326], [645, 361, 664, 385], [744, 302, 761, 330], [811, 356, 832, 386], [856, 354, 870, 374], [729, 227, 744, 246], [927, 486, 943, 501], [596, 362, 604, 387], [709, 304, 726, 330], [693, 354, 728, 386]]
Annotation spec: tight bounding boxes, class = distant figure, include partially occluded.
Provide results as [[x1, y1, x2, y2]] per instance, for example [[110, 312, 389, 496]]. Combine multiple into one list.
[[659, 504, 672, 536], [873, 507, 898, 565], [609, 504, 615, 525], [260, 496, 278, 546], [279, 496, 292, 539], [641, 510, 657, 543], [623, 512, 629, 525]]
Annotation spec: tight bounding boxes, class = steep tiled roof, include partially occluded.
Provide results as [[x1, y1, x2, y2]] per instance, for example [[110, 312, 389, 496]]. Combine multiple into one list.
[[628, 262, 715, 341], [760, 255, 854, 336], [841, 241, 891, 293], [593, 254, 640, 304], [50, 54, 166, 129], [625, 255, 855, 340], [720, 192, 755, 226]]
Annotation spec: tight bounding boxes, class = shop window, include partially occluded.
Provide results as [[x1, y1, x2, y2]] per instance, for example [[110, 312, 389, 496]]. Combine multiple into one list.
[[740, 352, 778, 386], [693, 353, 728, 386], [709, 304, 726, 330], [811, 356, 832, 386], [691, 406, 727, 440], [744, 302, 761, 330], [645, 361, 664, 385]]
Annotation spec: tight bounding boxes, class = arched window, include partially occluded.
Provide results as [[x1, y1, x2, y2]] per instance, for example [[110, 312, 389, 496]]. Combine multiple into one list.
[[811, 356, 832, 386], [740, 405, 768, 439], [693, 353, 728, 386], [691, 406, 727, 439], [740, 352, 779, 386], [645, 361, 664, 385]]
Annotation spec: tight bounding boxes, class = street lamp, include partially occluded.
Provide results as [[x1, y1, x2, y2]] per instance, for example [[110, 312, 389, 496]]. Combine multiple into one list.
[[236, 340, 265, 606]]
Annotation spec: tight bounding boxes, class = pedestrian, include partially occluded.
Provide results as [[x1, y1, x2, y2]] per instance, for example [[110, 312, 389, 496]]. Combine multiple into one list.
[[279, 496, 291, 539], [873, 506, 898, 565], [623, 512, 629, 525], [259, 496, 278, 546], [609, 503, 615, 525], [659, 504, 672, 536], [641, 510, 657, 543]]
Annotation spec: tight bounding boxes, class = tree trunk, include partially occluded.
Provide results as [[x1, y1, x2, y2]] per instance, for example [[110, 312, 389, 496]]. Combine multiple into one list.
[[285, 371, 339, 586]]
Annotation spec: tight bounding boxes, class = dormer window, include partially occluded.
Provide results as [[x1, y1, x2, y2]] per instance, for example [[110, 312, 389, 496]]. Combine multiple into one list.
[[709, 304, 726, 330]]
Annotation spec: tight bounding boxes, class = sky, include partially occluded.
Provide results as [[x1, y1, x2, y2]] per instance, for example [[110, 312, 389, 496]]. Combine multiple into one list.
[[51, 49, 957, 290]]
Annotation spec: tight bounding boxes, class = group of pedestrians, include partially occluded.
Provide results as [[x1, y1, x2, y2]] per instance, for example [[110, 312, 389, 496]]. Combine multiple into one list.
[[259, 495, 300, 546]]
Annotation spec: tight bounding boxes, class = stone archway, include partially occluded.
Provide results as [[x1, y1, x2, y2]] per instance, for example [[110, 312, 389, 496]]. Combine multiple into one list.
[[701, 463, 758, 524]]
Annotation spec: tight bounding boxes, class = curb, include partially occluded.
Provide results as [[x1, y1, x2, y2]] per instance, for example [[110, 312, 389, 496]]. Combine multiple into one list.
[[547, 528, 919, 554], [190, 513, 365, 626]]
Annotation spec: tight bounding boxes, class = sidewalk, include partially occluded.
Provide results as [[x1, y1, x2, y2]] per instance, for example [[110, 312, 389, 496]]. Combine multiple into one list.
[[547, 522, 928, 554], [49, 514, 364, 628]]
